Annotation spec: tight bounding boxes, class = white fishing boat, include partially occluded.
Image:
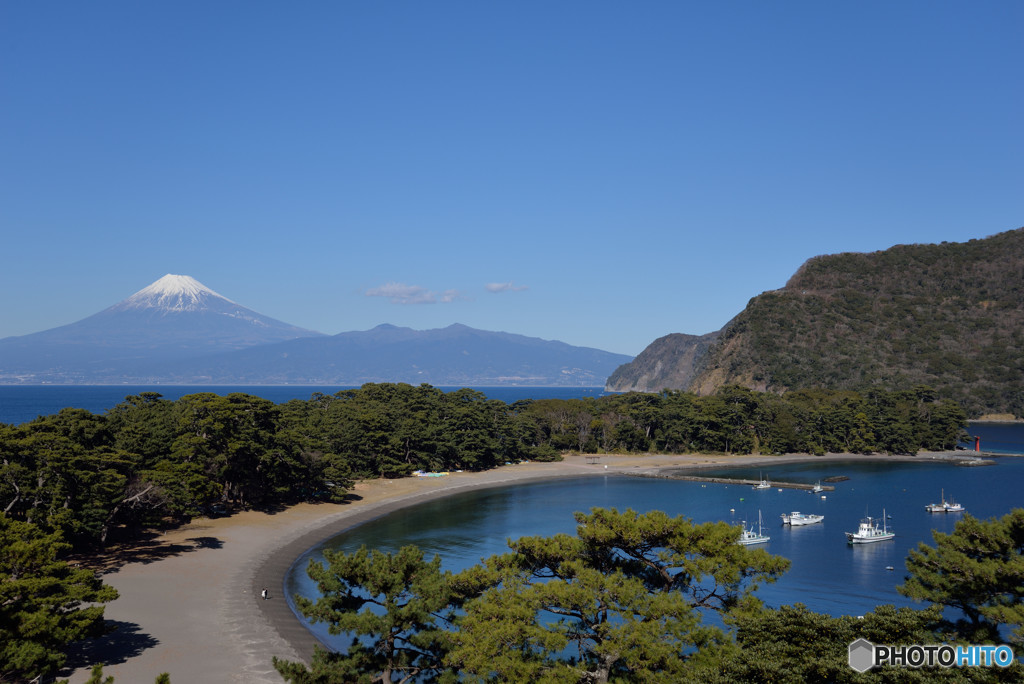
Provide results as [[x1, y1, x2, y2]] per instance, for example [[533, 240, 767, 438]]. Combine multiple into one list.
[[925, 489, 965, 513], [846, 510, 894, 544], [781, 511, 824, 526], [738, 510, 770, 545], [812, 481, 824, 493], [753, 472, 771, 490]]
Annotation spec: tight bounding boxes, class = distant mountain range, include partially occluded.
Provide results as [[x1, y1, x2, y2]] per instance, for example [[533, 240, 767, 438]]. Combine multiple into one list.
[[606, 227, 1024, 418], [0, 275, 631, 386]]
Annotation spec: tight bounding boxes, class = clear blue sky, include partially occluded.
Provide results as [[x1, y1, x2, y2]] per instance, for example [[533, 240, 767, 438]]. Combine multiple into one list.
[[2, 2, 1021, 356]]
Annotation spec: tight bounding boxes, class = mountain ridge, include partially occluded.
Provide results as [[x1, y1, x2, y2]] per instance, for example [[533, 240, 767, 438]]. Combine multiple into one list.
[[606, 227, 1024, 417], [0, 276, 630, 386]]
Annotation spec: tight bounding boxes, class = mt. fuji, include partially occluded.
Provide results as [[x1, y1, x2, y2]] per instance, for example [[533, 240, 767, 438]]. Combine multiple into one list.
[[0, 274, 632, 386], [0, 275, 323, 383], [111, 274, 236, 313]]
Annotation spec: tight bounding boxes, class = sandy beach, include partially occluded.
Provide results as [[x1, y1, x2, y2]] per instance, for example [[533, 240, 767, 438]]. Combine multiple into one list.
[[61, 451, 963, 683]]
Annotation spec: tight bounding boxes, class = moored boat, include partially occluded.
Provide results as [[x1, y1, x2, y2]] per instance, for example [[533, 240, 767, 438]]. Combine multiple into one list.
[[846, 510, 894, 544], [926, 489, 965, 513], [781, 511, 824, 526], [738, 510, 770, 545]]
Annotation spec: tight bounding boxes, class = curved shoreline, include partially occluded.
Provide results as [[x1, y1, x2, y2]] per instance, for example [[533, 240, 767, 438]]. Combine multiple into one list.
[[251, 466, 598, 666], [62, 451, 978, 683]]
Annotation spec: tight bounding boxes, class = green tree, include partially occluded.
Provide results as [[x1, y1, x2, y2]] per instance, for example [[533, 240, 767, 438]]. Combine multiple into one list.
[[58, 663, 172, 683], [899, 509, 1024, 644], [275, 545, 454, 683], [446, 507, 790, 682], [700, 603, 1022, 683], [0, 514, 118, 682]]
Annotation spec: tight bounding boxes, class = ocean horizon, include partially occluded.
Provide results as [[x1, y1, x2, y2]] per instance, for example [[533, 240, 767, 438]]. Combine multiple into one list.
[[0, 384, 611, 426]]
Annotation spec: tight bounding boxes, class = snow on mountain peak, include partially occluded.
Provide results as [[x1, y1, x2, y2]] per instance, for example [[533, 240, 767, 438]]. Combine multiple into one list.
[[121, 274, 234, 311]]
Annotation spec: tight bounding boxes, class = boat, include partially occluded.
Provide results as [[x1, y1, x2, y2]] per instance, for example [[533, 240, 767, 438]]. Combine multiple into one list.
[[812, 481, 824, 493], [846, 510, 894, 544], [753, 473, 771, 490], [781, 511, 824, 526], [925, 489, 965, 513], [738, 511, 770, 545]]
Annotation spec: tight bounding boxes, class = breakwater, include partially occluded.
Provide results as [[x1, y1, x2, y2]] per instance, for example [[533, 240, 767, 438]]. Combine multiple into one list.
[[627, 472, 835, 491]]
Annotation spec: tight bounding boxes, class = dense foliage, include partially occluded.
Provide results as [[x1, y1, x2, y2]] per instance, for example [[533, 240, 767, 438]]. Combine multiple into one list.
[[276, 508, 791, 683], [899, 509, 1024, 645], [0, 384, 965, 552], [612, 227, 1024, 418], [276, 508, 1024, 683], [0, 514, 118, 682]]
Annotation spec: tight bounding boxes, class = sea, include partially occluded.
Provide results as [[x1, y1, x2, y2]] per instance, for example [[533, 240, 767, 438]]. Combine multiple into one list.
[[2, 385, 1022, 644], [287, 455, 1024, 651], [0, 385, 611, 426]]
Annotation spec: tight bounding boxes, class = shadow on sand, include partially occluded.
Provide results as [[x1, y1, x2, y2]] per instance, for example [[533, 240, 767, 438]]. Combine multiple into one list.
[[74, 532, 225, 572], [60, 620, 160, 676]]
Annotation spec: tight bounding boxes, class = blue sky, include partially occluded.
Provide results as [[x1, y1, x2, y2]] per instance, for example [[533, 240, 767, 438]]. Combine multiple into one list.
[[2, 2, 1021, 356]]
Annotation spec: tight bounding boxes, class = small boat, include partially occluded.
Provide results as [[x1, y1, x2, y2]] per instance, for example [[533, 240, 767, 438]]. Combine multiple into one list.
[[753, 473, 771, 490], [738, 511, 770, 545], [846, 510, 895, 544], [781, 511, 824, 526], [812, 481, 824, 493], [926, 489, 965, 513]]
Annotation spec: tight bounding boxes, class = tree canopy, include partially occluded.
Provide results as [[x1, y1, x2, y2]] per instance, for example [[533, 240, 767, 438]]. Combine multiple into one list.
[[0, 383, 966, 554], [899, 509, 1024, 645], [0, 514, 118, 682], [278, 507, 791, 683]]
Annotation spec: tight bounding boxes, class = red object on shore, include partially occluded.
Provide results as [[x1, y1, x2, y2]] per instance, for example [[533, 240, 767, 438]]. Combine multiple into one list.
[[975, 436, 981, 452]]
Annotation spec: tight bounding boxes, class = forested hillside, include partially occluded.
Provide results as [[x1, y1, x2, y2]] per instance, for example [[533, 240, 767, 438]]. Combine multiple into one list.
[[608, 228, 1024, 418], [0, 383, 965, 553]]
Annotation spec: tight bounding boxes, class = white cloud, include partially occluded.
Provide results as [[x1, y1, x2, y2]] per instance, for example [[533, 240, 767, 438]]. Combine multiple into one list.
[[485, 281, 529, 293], [365, 282, 464, 305]]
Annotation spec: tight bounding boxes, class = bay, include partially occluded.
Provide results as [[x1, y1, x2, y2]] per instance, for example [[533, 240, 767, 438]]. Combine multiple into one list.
[[286, 455, 1024, 650], [0, 385, 609, 426]]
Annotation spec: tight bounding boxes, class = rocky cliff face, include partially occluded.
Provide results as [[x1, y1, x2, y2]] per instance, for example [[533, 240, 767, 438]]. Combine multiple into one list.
[[605, 331, 720, 393]]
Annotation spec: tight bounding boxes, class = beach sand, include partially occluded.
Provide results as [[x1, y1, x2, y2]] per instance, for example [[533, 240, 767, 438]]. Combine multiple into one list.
[[60, 451, 948, 683]]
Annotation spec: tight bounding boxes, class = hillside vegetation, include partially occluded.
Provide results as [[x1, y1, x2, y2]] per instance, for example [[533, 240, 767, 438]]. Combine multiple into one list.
[[608, 227, 1024, 418], [0, 384, 964, 553]]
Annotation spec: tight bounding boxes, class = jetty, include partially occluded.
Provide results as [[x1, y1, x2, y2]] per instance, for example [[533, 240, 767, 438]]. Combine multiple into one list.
[[627, 472, 835, 491]]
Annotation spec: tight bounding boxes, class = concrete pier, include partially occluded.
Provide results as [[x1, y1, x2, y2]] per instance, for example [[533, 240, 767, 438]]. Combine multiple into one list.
[[627, 472, 835, 491]]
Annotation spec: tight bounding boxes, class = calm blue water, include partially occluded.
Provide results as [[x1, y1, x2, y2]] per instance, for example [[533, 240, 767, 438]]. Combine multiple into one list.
[[286, 455, 1024, 650], [0, 385, 609, 425]]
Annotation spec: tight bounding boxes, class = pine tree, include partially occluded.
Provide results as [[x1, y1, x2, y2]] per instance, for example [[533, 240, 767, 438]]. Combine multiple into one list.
[[0, 514, 118, 682], [899, 509, 1024, 644]]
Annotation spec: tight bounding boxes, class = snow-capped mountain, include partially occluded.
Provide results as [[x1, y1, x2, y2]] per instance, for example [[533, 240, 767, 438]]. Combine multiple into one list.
[[0, 275, 632, 386], [112, 274, 235, 313], [0, 275, 323, 383]]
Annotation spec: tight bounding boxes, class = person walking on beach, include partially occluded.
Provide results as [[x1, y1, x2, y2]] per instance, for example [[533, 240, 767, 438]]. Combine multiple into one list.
[[261, 587, 268, 600]]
